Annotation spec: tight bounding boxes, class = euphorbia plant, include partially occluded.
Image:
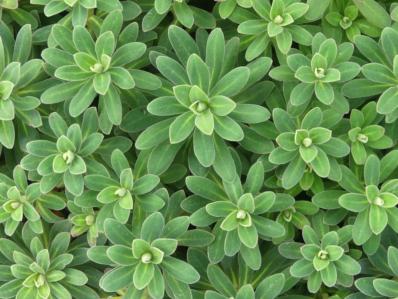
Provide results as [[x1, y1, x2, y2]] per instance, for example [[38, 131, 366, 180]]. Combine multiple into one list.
[[347, 101, 393, 165], [269, 107, 350, 189], [20, 109, 131, 196], [0, 24, 44, 148], [0, 165, 65, 236], [137, 25, 271, 182], [0, 223, 98, 299], [270, 32, 360, 109], [41, 10, 161, 130], [142, 0, 216, 31], [79, 149, 163, 231], [343, 27, 398, 122], [88, 212, 211, 299], [236, 0, 311, 59], [30, 0, 122, 26], [338, 155, 398, 251], [186, 161, 285, 270], [284, 226, 361, 293]]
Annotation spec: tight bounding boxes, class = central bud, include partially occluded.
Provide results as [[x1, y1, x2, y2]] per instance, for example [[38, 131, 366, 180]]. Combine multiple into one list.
[[62, 150, 75, 165], [141, 253, 152, 264], [34, 274, 46, 288], [314, 68, 325, 79], [90, 63, 104, 73], [302, 137, 312, 147], [357, 134, 368, 144], [273, 15, 284, 24], [195, 102, 208, 113], [236, 209, 247, 220], [114, 188, 127, 197], [317, 250, 328, 260], [85, 215, 95, 226], [10, 201, 20, 209], [282, 208, 295, 222], [374, 197, 384, 207], [342, 16, 350, 23], [340, 16, 352, 29]]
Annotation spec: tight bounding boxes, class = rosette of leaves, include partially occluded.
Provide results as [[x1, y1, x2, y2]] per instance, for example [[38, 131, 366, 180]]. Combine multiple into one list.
[[30, 0, 122, 26], [236, 0, 311, 60], [355, 245, 398, 298], [137, 26, 271, 182], [343, 27, 398, 122], [269, 107, 350, 190], [216, 0, 252, 19], [67, 201, 98, 246], [323, 0, 380, 42], [186, 161, 286, 270], [202, 263, 288, 299], [0, 165, 65, 236], [0, 225, 98, 299], [274, 200, 319, 243], [41, 11, 161, 130], [270, 33, 360, 109], [20, 110, 117, 196], [0, 24, 45, 149], [338, 155, 398, 251], [281, 226, 361, 293], [142, 0, 216, 31], [89, 212, 212, 299], [188, 242, 299, 297], [79, 149, 163, 231], [347, 102, 393, 165]]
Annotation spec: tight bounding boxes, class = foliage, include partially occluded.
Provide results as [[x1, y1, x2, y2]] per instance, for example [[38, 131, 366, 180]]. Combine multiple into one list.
[[0, 0, 396, 298]]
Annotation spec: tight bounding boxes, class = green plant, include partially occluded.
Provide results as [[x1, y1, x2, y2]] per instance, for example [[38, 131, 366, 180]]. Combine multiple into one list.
[[236, 0, 311, 59], [0, 0, 397, 298], [0, 165, 65, 236], [282, 226, 361, 293], [270, 32, 360, 108], [0, 222, 98, 299], [269, 107, 350, 189]]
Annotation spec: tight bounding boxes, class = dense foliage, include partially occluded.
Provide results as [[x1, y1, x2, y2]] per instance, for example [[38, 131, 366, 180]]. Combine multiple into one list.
[[0, 0, 397, 298]]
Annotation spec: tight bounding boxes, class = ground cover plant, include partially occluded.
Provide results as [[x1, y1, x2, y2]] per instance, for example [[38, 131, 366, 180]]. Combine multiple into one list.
[[0, 0, 398, 298]]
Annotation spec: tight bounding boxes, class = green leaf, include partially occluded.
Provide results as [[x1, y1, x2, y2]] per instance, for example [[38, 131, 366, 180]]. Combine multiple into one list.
[[388, 246, 398, 276], [207, 264, 235, 297], [314, 82, 334, 105], [255, 273, 285, 299], [156, 56, 189, 85], [310, 148, 330, 178], [99, 266, 134, 292], [93, 72, 111, 96], [320, 263, 337, 287], [193, 130, 215, 167], [211, 67, 250, 97], [168, 25, 199, 65], [161, 256, 200, 284], [69, 80, 96, 117], [290, 259, 314, 278], [214, 116, 243, 142], [352, 0, 391, 29], [373, 279, 398, 297], [282, 156, 306, 189], [133, 262, 154, 290], [369, 204, 388, 235], [169, 112, 195, 144], [339, 193, 368, 212], [195, 110, 214, 136]]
